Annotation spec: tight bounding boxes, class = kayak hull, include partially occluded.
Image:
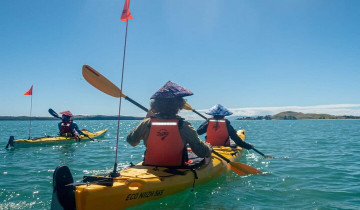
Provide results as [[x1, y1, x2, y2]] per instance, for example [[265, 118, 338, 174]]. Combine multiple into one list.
[[8, 129, 108, 147], [81, 148, 241, 210], [52, 130, 246, 210]]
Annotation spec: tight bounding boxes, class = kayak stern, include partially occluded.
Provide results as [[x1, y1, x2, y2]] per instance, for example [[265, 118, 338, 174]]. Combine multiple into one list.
[[52, 165, 76, 210]]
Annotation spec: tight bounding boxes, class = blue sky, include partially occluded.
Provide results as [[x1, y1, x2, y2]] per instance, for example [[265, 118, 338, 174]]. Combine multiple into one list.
[[1, 0, 359, 117]]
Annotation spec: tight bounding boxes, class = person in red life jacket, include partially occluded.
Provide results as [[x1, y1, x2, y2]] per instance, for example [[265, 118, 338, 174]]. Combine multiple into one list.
[[58, 111, 86, 139], [197, 104, 253, 150], [126, 81, 212, 167]]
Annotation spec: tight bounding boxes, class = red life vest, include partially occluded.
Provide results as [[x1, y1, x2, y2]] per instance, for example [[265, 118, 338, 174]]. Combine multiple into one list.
[[205, 119, 230, 146], [60, 120, 73, 136], [144, 119, 186, 167]]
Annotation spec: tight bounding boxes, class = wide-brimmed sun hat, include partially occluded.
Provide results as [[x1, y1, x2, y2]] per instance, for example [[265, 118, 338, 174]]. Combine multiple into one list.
[[205, 104, 233, 116], [60, 111, 73, 117], [150, 81, 193, 99]]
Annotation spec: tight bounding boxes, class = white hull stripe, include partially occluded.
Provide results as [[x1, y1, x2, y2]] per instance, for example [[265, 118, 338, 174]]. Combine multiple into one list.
[[209, 120, 225, 123], [152, 122, 177, 126]]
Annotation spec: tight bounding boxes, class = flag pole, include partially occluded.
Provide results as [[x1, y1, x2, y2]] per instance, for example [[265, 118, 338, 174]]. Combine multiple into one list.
[[28, 94, 32, 139], [111, 1, 132, 177]]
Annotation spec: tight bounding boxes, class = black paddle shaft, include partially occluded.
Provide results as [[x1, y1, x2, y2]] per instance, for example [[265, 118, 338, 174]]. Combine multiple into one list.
[[212, 150, 230, 163], [252, 148, 265, 156], [124, 96, 148, 112], [192, 110, 207, 120], [125, 95, 207, 120]]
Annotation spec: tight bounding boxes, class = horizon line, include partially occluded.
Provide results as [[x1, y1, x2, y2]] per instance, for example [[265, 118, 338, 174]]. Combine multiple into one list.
[[180, 103, 360, 120]]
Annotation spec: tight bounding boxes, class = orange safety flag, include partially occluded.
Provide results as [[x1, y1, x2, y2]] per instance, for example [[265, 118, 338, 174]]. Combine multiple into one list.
[[24, 85, 33, 96], [120, 0, 133, 22]]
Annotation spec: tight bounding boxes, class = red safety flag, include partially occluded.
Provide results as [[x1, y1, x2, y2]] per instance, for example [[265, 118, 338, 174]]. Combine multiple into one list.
[[24, 85, 33, 96], [121, 0, 133, 22]]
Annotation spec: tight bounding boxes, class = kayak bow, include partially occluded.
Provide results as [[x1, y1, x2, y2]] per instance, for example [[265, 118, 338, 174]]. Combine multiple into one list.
[[7, 129, 108, 148]]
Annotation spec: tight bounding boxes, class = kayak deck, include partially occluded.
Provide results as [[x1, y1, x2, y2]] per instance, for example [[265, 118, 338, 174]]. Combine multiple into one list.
[[94, 147, 241, 209], [9, 129, 108, 147]]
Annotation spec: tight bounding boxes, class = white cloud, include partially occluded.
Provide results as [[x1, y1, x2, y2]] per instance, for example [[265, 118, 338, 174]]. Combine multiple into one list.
[[180, 104, 360, 120]]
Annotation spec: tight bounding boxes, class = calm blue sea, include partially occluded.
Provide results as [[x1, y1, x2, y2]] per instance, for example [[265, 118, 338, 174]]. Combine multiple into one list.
[[1, 120, 359, 209]]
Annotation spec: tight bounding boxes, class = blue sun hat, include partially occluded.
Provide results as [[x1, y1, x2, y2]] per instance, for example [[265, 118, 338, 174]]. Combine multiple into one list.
[[151, 81, 193, 99], [205, 104, 233, 116]]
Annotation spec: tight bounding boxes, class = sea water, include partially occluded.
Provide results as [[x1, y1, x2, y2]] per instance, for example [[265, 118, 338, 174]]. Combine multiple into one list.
[[1, 120, 359, 209]]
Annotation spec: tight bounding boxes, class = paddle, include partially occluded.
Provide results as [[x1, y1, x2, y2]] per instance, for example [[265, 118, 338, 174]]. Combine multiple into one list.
[[82, 64, 263, 174], [83, 64, 201, 116], [82, 65, 148, 112], [212, 150, 262, 175], [5, 136, 15, 149], [48, 108, 61, 119], [183, 103, 207, 120], [83, 65, 274, 159], [48, 109, 95, 141], [252, 148, 275, 159], [80, 129, 99, 142]]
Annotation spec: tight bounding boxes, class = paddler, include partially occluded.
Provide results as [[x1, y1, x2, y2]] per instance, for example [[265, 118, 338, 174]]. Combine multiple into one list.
[[58, 110, 86, 139], [126, 81, 212, 167], [197, 104, 254, 150]]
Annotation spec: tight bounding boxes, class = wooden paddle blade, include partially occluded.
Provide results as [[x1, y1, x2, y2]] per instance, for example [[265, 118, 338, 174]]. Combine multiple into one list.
[[82, 65, 125, 98], [229, 162, 262, 175], [229, 165, 248, 176], [264, 155, 275, 159], [236, 130, 246, 141], [183, 103, 193, 111]]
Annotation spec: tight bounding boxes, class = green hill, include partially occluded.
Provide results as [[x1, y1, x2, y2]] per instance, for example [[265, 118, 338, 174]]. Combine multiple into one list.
[[236, 111, 360, 120], [272, 111, 341, 120]]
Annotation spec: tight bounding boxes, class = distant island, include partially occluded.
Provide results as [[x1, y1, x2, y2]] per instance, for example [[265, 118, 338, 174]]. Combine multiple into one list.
[[0, 115, 144, 121], [236, 111, 360, 120]]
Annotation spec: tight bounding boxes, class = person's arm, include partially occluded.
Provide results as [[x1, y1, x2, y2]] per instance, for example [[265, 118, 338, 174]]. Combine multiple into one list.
[[72, 123, 85, 136], [196, 120, 209, 135], [226, 120, 253, 150], [126, 118, 151, 147], [58, 122, 62, 132], [181, 122, 212, 158]]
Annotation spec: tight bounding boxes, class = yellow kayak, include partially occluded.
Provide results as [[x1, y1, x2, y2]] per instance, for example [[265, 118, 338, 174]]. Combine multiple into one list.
[[51, 130, 247, 210], [7, 129, 108, 147]]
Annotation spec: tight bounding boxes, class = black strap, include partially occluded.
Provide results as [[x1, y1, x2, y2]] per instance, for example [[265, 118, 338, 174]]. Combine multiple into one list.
[[83, 176, 113, 186], [190, 169, 198, 191], [224, 136, 230, 146], [163, 168, 186, 175]]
